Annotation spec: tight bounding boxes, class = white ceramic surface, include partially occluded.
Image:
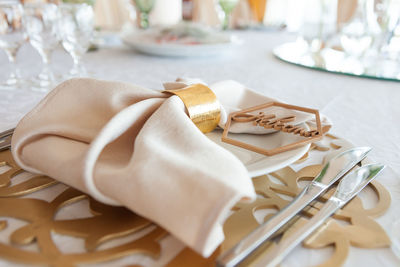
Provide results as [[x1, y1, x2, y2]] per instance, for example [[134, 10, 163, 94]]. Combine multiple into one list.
[[206, 124, 310, 177], [121, 30, 238, 57]]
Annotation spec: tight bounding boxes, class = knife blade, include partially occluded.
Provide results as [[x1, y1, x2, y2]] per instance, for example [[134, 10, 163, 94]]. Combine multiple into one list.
[[254, 163, 385, 267], [217, 147, 372, 267]]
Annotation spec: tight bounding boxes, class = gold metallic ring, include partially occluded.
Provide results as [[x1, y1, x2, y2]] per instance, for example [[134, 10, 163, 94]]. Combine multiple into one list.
[[163, 84, 221, 133]]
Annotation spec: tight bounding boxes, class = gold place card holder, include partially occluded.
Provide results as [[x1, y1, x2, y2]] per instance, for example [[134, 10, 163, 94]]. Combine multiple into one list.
[[222, 102, 323, 156]]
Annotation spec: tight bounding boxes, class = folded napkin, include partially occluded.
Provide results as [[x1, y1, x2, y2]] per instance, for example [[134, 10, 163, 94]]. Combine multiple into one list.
[[11, 78, 329, 256]]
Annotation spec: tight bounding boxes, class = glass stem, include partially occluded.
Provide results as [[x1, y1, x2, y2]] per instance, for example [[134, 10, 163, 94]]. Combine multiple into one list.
[[70, 52, 86, 77], [223, 13, 229, 30], [4, 48, 20, 85], [39, 49, 54, 82], [139, 11, 150, 29]]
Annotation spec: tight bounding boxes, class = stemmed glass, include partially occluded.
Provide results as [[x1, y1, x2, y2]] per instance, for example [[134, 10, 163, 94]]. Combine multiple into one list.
[[122, 0, 137, 31], [0, 1, 26, 90], [340, 0, 373, 57], [133, 0, 156, 29], [57, 3, 94, 77], [23, 3, 59, 91], [370, 0, 400, 55], [339, 0, 373, 73], [216, 0, 239, 30], [298, 0, 338, 53]]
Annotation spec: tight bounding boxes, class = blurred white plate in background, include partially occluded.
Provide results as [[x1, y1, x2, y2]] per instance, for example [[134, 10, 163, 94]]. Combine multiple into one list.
[[121, 23, 240, 57]]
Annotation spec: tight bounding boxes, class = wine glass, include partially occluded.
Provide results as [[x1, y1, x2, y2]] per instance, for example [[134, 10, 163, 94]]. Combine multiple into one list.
[[0, 1, 26, 90], [299, 0, 338, 53], [133, 0, 156, 29], [369, 0, 400, 57], [339, 0, 373, 73], [23, 3, 59, 91], [57, 3, 94, 77], [216, 0, 239, 30], [121, 0, 137, 32]]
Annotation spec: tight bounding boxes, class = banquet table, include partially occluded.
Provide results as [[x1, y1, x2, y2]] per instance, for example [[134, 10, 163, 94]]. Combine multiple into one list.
[[0, 30, 399, 267]]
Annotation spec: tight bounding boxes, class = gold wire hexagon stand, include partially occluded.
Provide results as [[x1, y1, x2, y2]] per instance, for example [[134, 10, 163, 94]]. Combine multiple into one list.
[[221, 102, 323, 156]]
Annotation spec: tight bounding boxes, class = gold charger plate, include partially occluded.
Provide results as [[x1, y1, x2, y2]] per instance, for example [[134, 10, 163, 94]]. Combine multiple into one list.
[[0, 134, 392, 267]]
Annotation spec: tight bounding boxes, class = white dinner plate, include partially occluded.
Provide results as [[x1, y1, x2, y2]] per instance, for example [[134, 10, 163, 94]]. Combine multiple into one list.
[[121, 28, 239, 57], [206, 124, 310, 177]]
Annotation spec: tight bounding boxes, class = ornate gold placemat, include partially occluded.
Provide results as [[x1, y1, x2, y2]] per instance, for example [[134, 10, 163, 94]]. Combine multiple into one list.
[[0, 135, 391, 267]]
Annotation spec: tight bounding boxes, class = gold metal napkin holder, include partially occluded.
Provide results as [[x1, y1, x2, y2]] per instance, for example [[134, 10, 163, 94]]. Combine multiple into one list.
[[221, 102, 323, 156], [163, 83, 221, 134]]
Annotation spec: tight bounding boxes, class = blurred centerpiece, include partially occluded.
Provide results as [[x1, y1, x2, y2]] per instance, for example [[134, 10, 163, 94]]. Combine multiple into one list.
[[274, 0, 400, 81]]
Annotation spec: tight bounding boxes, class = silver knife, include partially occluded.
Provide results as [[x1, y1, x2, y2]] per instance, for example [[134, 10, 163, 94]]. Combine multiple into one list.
[[254, 163, 385, 267], [0, 128, 14, 151], [217, 147, 372, 267], [0, 128, 14, 139], [0, 135, 11, 151]]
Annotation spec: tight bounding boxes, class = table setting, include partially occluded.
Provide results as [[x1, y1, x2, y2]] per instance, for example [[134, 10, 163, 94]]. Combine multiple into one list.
[[0, 0, 400, 266]]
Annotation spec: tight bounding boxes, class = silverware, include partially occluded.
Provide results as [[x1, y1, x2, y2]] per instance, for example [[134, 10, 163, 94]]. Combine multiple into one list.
[[217, 147, 372, 267], [0, 135, 11, 151], [0, 128, 14, 139], [254, 163, 385, 267], [0, 128, 14, 151]]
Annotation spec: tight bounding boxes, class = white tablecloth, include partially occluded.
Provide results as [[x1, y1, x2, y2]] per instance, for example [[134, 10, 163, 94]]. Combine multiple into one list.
[[0, 31, 399, 266]]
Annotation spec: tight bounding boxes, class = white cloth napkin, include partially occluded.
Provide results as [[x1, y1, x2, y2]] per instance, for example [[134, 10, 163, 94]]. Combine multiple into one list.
[[11, 78, 329, 257]]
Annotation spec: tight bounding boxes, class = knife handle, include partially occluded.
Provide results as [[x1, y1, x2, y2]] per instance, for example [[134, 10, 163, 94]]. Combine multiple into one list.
[[0, 128, 14, 139], [217, 183, 325, 267], [254, 199, 341, 267], [0, 135, 11, 151]]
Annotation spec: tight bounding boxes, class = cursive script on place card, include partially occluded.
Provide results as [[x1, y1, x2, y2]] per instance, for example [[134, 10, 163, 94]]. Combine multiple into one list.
[[231, 112, 319, 137], [221, 102, 324, 156]]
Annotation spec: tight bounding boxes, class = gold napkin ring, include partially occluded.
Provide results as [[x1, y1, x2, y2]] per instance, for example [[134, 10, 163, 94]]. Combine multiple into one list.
[[163, 84, 221, 133]]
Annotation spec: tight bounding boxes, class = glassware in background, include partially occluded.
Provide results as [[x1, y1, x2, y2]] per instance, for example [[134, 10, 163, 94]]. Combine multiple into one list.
[[386, 16, 400, 64], [298, 0, 338, 53], [247, 0, 267, 23], [216, 0, 240, 30], [121, 0, 137, 31], [57, 3, 94, 77], [133, 0, 156, 29], [370, 0, 400, 59], [275, 0, 400, 81], [23, 3, 59, 91], [339, 0, 372, 59], [0, 1, 26, 90]]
